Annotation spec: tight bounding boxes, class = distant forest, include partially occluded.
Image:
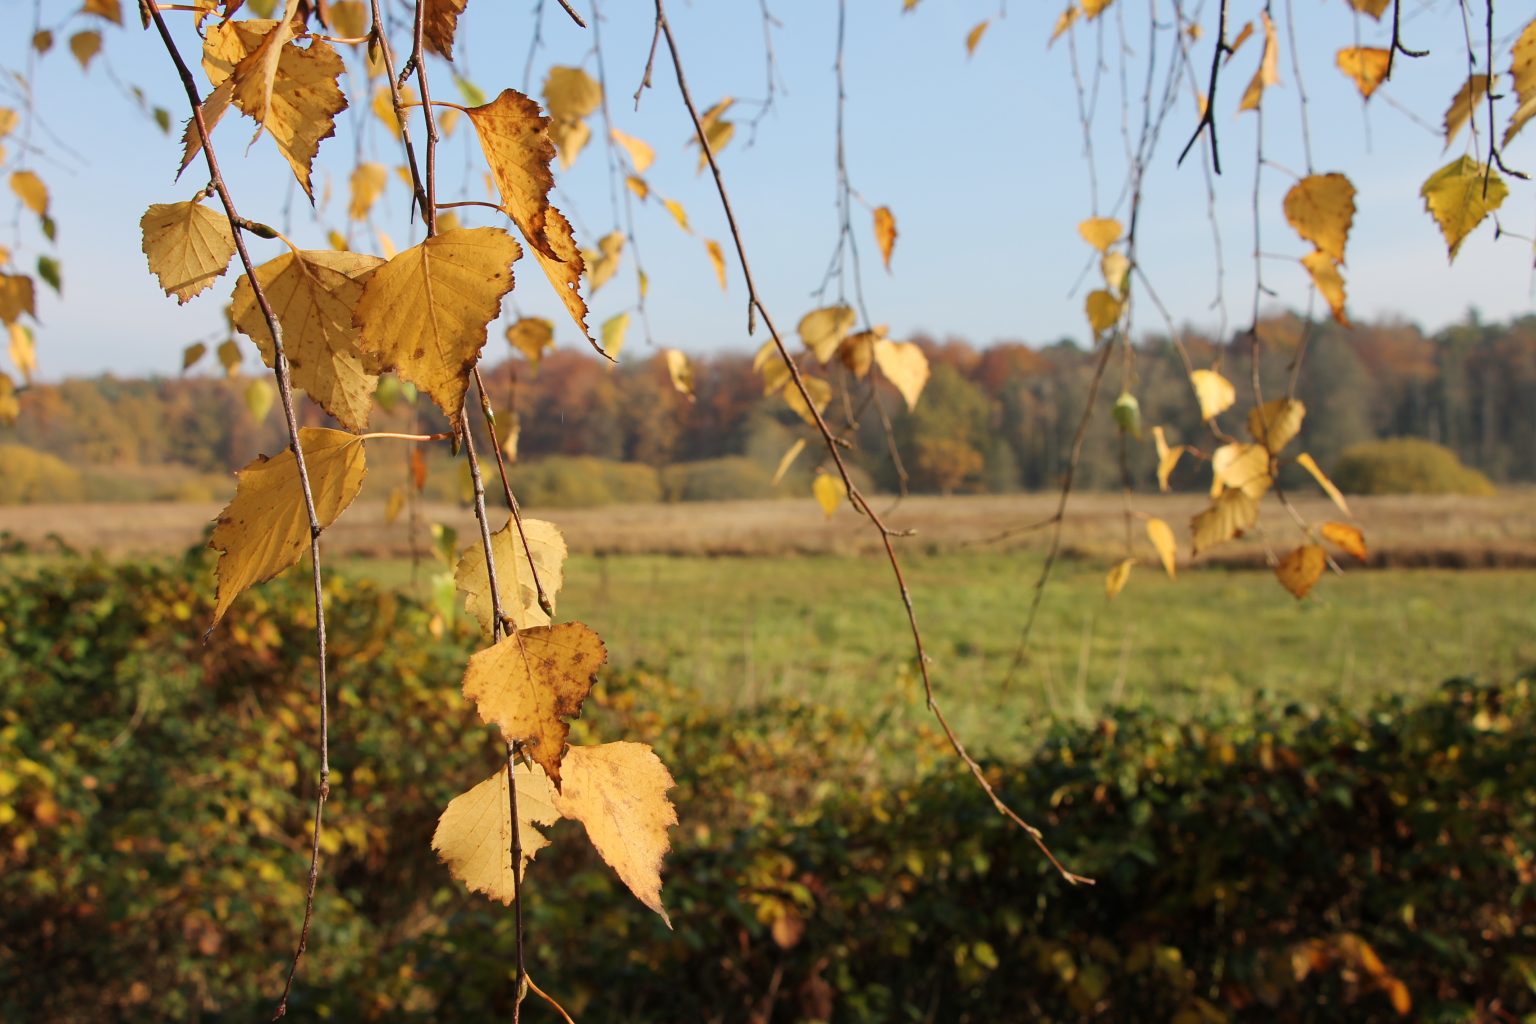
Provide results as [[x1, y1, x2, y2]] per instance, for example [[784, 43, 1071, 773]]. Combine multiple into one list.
[[4, 310, 1534, 501]]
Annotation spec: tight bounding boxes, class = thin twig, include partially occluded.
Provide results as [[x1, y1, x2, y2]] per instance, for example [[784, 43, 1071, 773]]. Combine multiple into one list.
[[1177, 0, 1230, 172]]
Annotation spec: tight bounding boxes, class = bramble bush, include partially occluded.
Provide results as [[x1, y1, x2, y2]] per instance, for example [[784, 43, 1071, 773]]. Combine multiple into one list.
[[1, 559, 1532, 1021]]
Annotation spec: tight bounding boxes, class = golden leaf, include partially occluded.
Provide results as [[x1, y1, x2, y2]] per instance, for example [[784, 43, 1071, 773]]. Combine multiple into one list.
[[0, 275, 37, 327], [210, 427, 367, 627], [1146, 517, 1177, 578], [664, 348, 694, 398], [1210, 442, 1272, 499], [704, 238, 727, 290], [244, 378, 274, 422], [327, 0, 368, 40], [1442, 74, 1489, 148], [873, 338, 930, 411], [1384, 977, 1412, 1016], [1237, 11, 1280, 112], [873, 206, 897, 270], [1296, 451, 1351, 516], [601, 312, 630, 360], [783, 375, 833, 426], [756, 340, 791, 394], [1153, 425, 1183, 492], [348, 162, 387, 221], [1345, 0, 1390, 19], [1421, 156, 1508, 261], [84, 0, 122, 23], [1190, 488, 1259, 554], [1082, 0, 1113, 18], [1503, 16, 1536, 146], [0, 109, 16, 138], [555, 742, 677, 925], [550, 118, 591, 170], [182, 342, 207, 371], [224, 1, 301, 135], [545, 66, 602, 123], [454, 516, 568, 636], [1085, 289, 1123, 335], [140, 201, 237, 304], [1227, 20, 1255, 57], [813, 472, 846, 517], [663, 198, 691, 233], [1077, 216, 1121, 252], [1301, 249, 1350, 326], [1247, 397, 1306, 453], [1101, 250, 1130, 294], [217, 338, 242, 375], [691, 99, 736, 171], [69, 30, 102, 70], [966, 20, 988, 56], [1283, 173, 1356, 264], [797, 305, 856, 364], [0, 371, 17, 426], [10, 171, 47, 216], [432, 762, 560, 905], [1275, 544, 1326, 598], [230, 249, 385, 430], [611, 127, 654, 173], [584, 230, 624, 296], [354, 227, 521, 421], [461, 623, 607, 786], [506, 317, 555, 364], [772, 438, 807, 486], [626, 174, 650, 200], [422, 0, 468, 60], [1049, 5, 1079, 45], [1336, 47, 1390, 99], [1189, 368, 1235, 421], [840, 328, 879, 379], [1321, 521, 1367, 561], [1104, 558, 1134, 599], [9, 323, 36, 384]]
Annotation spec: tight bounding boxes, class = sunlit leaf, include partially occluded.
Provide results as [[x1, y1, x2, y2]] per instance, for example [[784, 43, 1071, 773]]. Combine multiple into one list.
[[1275, 544, 1326, 598], [662, 198, 691, 232], [0, 372, 17, 426], [873, 206, 897, 270], [1335, 47, 1390, 99], [1190, 488, 1259, 554], [601, 312, 629, 360], [182, 342, 207, 371], [1153, 425, 1183, 492], [783, 375, 833, 426], [1344, 0, 1390, 19], [1049, 5, 1080, 45], [1283, 173, 1355, 265], [1321, 521, 1367, 561], [454, 516, 567, 635], [583, 231, 624, 296], [798, 305, 856, 364], [772, 438, 807, 486], [1077, 216, 1121, 252], [0, 274, 36, 327], [704, 238, 727, 290], [1247, 397, 1305, 453], [1420, 156, 1507, 261], [1502, 16, 1536, 146], [140, 201, 237, 304], [1189, 368, 1235, 421], [432, 762, 559, 905], [1296, 451, 1351, 516], [1104, 558, 1134, 599], [1301, 249, 1349, 326], [69, 30, 102, 70], [1237, 11, 1280, 112], [840, 328, 880, 379], [506, 317, 555, 365], [611, 127, 654, 172], [664, 348, 694, 398], [966, 20, 988, 56], [422, 0, 468, 60], [1085, 289, 1123, 335], [1146, 517, 1177, 578], [10, 171, 48, 216], [1442, 74, 1489, 148], [1210, 442, 1272, 499], [8, 323, 36, 384], [545, 66, 602, 123], [244, 377, 274, 423], [348, 162, 387, 221], [813, 472, 845, 517], [873, 338, 930, 411]]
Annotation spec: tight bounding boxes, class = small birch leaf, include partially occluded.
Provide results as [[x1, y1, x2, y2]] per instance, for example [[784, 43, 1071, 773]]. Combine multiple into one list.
[[772, 438, 807, 486], [1248, 397, 1306, 454], [873, 206, 898, 270], [1297, 452, 1351, 515], [1146, 517, 1177, 578], [664, 349, 694, 399], [1191, 489, 1259, 554], [1275, 544, 1326, 598], [432, 762, 560, 905], [783, 375, 833, 427], [141, 201, 237, 304], [798, 306, 856, 364], [873, 338, 930, 411], [813, 473, 845, 518], [1301, 250, 1350, 326], [454, 517, 568, 636], [1283, 173, 1356, 264], [1104, 558, 1134, 599], [1190, 368, 1235, 421], [1443, 75, 1490, 147], [1336, 47, 1390, 99], [1321, 521, 1367, 561], [1078, 217, 1121, 252], [1503, 17, 1536, 146], [1421, 156, 1508, 261]]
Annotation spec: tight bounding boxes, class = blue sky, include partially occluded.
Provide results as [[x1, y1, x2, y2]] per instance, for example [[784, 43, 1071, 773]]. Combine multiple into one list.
[[3, 0, 1533, 381]]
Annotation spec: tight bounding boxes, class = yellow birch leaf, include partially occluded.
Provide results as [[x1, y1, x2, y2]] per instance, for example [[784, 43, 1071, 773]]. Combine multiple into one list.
[[1153, 425, 1183, 492], [611, 127, 655, 172], [704, 239, 727, 290], [1190, 368, 1235, 420], [182, 342, 207, 371], [1049, 5, 1080, 46], [583, 230, 624, 296], [1190, 488, 1259, 554], [1082, 0, 1113, 18], [209, 427, 367, 627], [328, 0, 368, 39], [545, 66, 602, 123], [783, 375, 833, 426], [9, 323, 36, 383], [83, 0, 122, 25], [0, 275, 36, 327], [506, 317, 555, 364], [140, 201, 237, 304], [626, 175, 650, 200], [873, 206, 897, 270], [348, 162, 387, 221], [1442, 74, 1489, 148], [1336, 47, 1390, 99], [461, 623, 607, 786], [1345, 0, 1390, 18], [1421, 156, 1508, 261], [1283, 173, 1356, 264], [1237, 11, 1280, 112], [691, 100, 735, 171], [230, 249, 385, 430], [353, 227, 522, 421], [1247, 397, 1306, 453], [0, 371, 17, 426], [798, 305, 856, 364], [664, 348, 694, 399], [662, 198, 691, 232], [873, 338, 930, 411], [422, 0, 468, 60], [69, 30, 102, 70], [385, 485, 406, 525], [1101, 250, 1130, 294], [601, 312, 629, 360], [966, 21, 988, 56], [244, 378, 274, 422], [327, 230, 347, 251], [1211, 442, 1273, 499], [549, 118, 591, 171], [1301, 249, 1350, 326], [432, 761, 559, 905], [840, 328, 879, 379], [813, 472, 846, 517], [1085, 289, 1123, 334], [1227, 20, 1255, 58], [454, 516, 567, 636], [10, 171, 47, 216], [772, 438, 807, 486], [1146, 517, 1177, 578], [1502, 16, 1536, 146], [1275, 544, 1326, 598], [0, 109, 16, 138], [1296, 451, 1351, 515], [1321, 521, 1367, 561], [1104, 558, 1134, 599], [217, 338, 242, 375], [376, 230, 397, 259], [554, 742, 677, 925], [1078, 216, 1121, 252]]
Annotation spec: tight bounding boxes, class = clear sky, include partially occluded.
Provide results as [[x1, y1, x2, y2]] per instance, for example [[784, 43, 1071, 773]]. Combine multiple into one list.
[[3, 0, 1533, 381]]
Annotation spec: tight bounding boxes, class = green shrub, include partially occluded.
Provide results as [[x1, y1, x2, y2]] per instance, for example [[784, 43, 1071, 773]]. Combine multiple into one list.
[[0, 443, 84, 503], [511, 456, 663, 508], [661, 456, 778, 502], [1332, 438, 1496, 496], [2, 560, 1531, 1022]]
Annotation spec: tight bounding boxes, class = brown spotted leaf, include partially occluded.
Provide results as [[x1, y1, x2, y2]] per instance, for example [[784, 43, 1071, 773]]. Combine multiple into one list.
[[423, 0, 468, 60]]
